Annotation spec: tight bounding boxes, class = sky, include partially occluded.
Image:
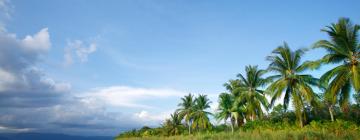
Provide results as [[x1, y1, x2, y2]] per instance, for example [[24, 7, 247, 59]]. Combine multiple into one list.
[[0, 0, 359, 136]]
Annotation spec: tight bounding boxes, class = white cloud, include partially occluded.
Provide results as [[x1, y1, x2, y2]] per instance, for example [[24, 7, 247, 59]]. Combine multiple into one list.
[[63, 47, 73, 66], [76, 42, 96, 62], [134, 110, 166, 122], [134, 110, 173, 126], [0, 27, 61, 94], [63, 40, 97, 66], [0, 125, 33, 133], [81, 86, 187, 109], [0, 0, 10, 17], [22, 28, 51, 51]]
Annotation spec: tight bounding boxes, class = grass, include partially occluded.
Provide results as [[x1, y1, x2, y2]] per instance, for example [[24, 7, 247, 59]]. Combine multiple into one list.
[[116, 128, 360, 140]]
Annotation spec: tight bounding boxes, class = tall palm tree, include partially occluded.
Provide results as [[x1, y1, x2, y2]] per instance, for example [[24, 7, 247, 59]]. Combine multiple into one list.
[[313, 18, 360, 117], [266, 43, 319, 127], [176, 93, 195, 134], [236, 65, 269, 121], [215, 92, 236, 133], [191, 94, 212, 131]]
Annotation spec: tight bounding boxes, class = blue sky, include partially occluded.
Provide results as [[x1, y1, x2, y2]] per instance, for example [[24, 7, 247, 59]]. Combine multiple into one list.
[[0, 0, 359, 136]]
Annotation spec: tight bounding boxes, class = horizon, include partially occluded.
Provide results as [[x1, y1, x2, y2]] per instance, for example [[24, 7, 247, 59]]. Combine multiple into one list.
[[0, 0, 359, 137]]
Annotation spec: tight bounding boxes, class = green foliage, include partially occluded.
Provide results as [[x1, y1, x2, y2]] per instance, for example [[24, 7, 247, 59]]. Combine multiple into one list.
[[116, 121, 360, 140], [236, 65, 269, 121], [176, 93, 195, 134], [191, 94, 212, 130], [266, 43, 320, 127], [214, 93, 235, 132], [116, 17, 360, 139], [314, 17, 360, 113]]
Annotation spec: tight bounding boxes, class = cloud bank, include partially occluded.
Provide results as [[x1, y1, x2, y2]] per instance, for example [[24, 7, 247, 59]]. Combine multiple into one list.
[[0, 1, 199, 135], [0, 28, 136, 135], [0, 27, 188, 135]]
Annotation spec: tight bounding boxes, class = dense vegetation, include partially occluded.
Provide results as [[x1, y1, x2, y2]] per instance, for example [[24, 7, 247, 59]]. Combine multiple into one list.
[[116, 18, 360, 139]]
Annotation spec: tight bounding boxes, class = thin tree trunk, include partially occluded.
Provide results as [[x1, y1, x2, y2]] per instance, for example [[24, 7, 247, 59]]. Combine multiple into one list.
[[230, 117, 235, 134], [231, 122, 234, 134], [188, 121, 191, 135], [329, 105, 334, 122], [295, 106, 303, 128]]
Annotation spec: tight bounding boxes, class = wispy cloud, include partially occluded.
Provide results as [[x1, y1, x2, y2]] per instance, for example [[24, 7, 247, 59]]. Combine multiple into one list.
[[63, 40, 97, 66], [0, 125, 33, 133], [133, 110, 174, 126], [0, 0, 12, 32], [81, 86, 187, 109]]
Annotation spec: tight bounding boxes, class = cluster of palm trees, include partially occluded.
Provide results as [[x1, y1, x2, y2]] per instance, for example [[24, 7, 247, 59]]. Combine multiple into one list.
[[118, 17, 359, 138], [215, 17, 360, 131], [160, 17, 359, 135], [164, 94, 212, 135]]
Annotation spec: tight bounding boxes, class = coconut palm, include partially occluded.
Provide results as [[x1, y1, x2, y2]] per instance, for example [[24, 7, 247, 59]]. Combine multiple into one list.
[[223, 79, 246, 126], [223, 79, 242, 96], [236, 65, 269, 121], [176, 93, 195, 134], [191, 94, 212, 131], [266, 43, 319, 127], [162, 112, 184, 136], [215, 92, 236, 133], [313, 18, 360, 117], [230, 99, 247, 127]]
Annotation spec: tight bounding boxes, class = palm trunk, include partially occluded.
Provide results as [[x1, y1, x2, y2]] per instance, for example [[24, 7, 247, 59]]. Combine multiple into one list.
[[188, 121, 191, 135], [231, 122, 234, 134], [230, 117, 235, 134], [299, 110, 304, 128], [295, 106, 303, 128], [329, 105, 334, 122]]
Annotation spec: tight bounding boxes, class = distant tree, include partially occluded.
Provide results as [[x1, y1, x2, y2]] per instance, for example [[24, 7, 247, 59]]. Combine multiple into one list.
[[162, 112, 184, 136]]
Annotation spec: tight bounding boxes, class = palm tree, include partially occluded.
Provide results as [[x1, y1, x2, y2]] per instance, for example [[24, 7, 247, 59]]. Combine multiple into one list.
[[313, 18, 360, 117], [176, 93, 195, 134], [191, 94, 212, 131], [215, 92, 236, 133], [223, 79, 246, 126], [323, 84, 337, 121], [162, 112, 184, 136], [223, 79, 242, 96], [266, 43, 319, 127], [236, 65, 269, 121]]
